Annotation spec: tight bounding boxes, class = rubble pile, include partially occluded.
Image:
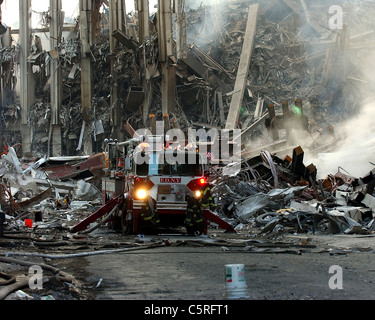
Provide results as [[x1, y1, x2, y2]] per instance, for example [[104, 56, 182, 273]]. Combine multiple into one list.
[[0, 44, 20, 143], [1, 105, 20, 123], [183, 0, 375, 132], [3, 0, 375, 302], [187, 0, 309, 103], [0, 143, 103, 218], [212, 146, 375, 237], [0, 0, 371, 157], [91, 37, 112, 95], [26, 34, 146, 154], [0, 1, 374, 260]]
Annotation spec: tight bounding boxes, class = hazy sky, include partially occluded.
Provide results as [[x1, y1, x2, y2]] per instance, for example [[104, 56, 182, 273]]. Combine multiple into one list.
[[1, 0, 158, 29]]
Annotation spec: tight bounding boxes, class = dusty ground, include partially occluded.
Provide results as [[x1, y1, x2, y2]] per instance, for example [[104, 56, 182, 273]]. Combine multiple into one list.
[[80, 244, 375, 300], [81, 231, 375, 300], [2, 225, 374, 302]]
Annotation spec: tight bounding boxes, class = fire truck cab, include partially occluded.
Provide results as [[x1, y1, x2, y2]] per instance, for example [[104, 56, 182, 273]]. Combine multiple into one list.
[[102, 134, 210, 235]]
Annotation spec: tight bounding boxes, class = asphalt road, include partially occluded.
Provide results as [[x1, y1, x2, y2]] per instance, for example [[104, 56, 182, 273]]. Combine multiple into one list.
[[59, 233, 375, 301], [3, 229, 375, 319]]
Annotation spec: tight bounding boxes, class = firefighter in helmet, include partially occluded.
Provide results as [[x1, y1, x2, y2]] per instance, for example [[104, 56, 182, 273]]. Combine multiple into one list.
[[200, 183, 215, 211], [185, 194, 203, 228], [140, 196, 160, 225]]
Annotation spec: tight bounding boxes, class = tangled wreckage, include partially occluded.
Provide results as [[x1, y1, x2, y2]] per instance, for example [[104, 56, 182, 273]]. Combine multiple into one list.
[[1, 0, 375, 298]]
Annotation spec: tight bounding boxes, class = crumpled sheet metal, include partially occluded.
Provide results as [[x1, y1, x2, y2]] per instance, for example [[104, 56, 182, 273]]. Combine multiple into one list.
[[324, 209, 365, 235], [3, 147, 23, 174], [234, 186, 307, 221], [235, 193, 270, 221], [74, 180, 101, 201], [254, 201, 368, 235]]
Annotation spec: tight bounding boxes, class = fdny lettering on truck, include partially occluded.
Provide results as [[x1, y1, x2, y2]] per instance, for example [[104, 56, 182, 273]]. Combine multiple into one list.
[[160, 178, 181, 183]]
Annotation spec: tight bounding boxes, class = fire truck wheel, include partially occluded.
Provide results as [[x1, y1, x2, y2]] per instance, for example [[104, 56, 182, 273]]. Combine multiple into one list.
[[121, 200, 133, 235], [0, 211, 5, 237], [186, 222, 204, 236], [109, 217, 122, 232], [121, 213, 133, 235]]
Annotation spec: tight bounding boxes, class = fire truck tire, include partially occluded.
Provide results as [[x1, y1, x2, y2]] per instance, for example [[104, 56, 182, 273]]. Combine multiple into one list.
[[186, 222, 204, 236], [110, 217, 122, 232], [0, 211, 5, 237], [121, 213, 133, 235], [120, 200, 133, 235]]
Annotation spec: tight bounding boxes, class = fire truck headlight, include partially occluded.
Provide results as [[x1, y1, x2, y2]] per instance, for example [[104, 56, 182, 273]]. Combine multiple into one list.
[[136, 189, 148, 200], [195, 190, 202, 198]]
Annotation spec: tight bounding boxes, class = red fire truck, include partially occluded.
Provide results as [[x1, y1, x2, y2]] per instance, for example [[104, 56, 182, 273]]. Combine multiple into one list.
[[72, 134, 235, 235]]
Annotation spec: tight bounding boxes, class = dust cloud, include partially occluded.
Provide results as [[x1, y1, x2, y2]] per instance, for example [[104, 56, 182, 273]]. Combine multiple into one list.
[[305, 102, 375, 179], [305, 37, 375, 180]]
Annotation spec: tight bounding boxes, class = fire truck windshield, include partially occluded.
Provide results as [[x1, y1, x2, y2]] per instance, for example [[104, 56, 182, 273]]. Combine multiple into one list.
[[135, 152, 203, 176]]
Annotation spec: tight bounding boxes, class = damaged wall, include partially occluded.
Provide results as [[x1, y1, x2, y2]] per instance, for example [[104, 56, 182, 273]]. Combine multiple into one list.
[[0, 0, 373, 170]]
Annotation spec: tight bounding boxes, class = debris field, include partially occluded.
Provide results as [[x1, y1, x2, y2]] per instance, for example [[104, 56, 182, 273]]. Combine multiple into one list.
[[1, 0, 375, 300]]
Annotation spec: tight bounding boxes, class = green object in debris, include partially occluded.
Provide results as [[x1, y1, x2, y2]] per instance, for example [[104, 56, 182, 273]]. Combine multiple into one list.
[[292, 105, 302, 116]]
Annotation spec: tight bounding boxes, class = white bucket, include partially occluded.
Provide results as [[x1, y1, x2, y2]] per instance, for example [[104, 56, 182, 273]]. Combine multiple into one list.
[[224, 264, 249, 299]]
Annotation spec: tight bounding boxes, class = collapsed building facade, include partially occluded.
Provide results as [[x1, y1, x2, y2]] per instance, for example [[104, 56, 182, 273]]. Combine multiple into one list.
[[0, 0, 373, 158]]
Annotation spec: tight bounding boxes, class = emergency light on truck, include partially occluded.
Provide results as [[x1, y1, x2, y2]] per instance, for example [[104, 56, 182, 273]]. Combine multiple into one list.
[[135, 188, 148, 200], [195, 190, 202, 198]]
